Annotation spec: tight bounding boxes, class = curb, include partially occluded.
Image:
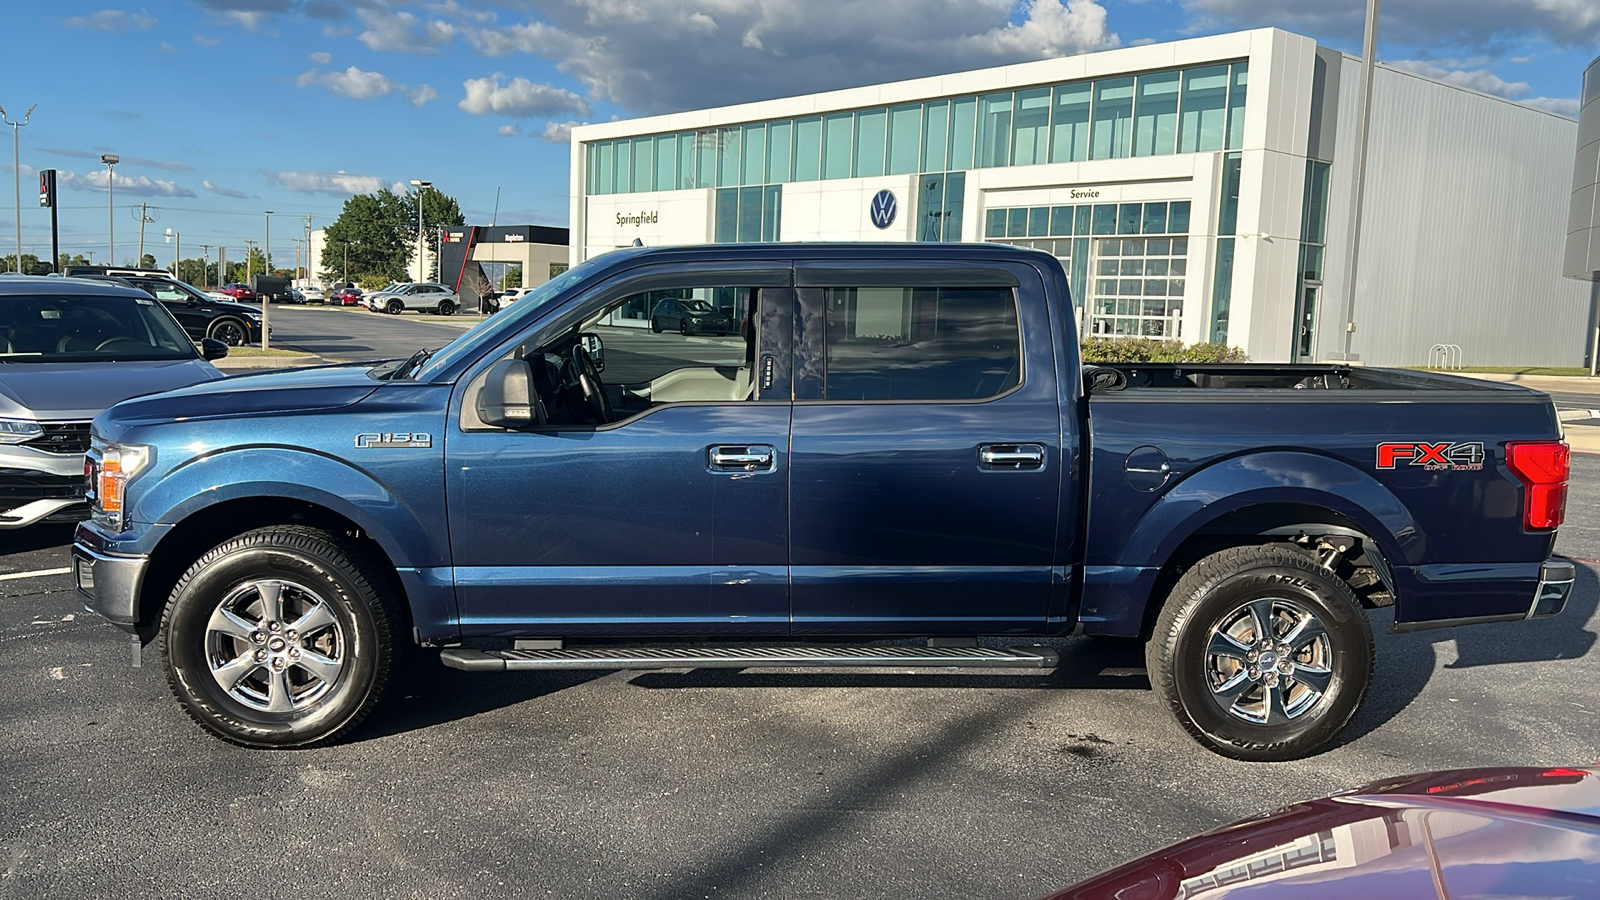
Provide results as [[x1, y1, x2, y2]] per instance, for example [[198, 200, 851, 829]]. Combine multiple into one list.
[[213, 355, 325, 370], [1559, 409, 1599, 423]]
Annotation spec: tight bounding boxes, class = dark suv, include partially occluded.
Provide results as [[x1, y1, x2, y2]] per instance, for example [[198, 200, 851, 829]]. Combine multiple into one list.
[[72, 274, 265, 346], [649, 297, 735, 334]]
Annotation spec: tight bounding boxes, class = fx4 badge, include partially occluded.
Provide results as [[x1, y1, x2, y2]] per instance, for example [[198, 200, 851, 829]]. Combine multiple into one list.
[[1376, 441, 1485, 471], [355, 432, 432, 449]]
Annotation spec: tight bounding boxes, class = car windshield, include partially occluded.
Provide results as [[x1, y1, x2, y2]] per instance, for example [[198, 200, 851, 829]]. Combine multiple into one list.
[[0, 293, 198, 363], [683, 300, 714, 313], [412, 258, 604, 380]]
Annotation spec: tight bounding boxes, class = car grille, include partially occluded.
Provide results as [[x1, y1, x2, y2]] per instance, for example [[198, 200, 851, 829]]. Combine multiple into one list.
[[0, 469, 88, 502], [21, 421, 91, 455]]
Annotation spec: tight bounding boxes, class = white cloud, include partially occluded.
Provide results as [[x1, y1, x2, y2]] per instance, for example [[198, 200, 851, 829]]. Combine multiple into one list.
[[1387, 59, 1531, 98], [356, 5, 455, 54], [538, 121, 583, 144], [193, 34, 219, 46], [460, 0, 1119, 114], [203, 180, 251, 199], [65, 168, 196, 198], [1180, 0, 1600, 49], [295, 66, 436, 106], [403, 84, 439, 107], [159, 40, 176, 52], [497, 124, 521, 137], [308, 50, 331, 64], [222, 10, 269, 31], [63, 9, 156, 31], [267, 170, 391, 196], [1522, 96, 1581, 117], [458, 74, 590, 118]]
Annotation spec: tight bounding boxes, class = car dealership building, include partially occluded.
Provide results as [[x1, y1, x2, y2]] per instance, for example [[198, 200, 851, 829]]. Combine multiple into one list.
[[570, 28, 1587, 365]]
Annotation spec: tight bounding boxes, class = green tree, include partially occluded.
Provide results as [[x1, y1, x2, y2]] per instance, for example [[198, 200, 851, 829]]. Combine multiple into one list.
[[320, 187, 467, 285], [58, 252, 89, 272], [139, 253, 157, 269], [0, 254, 44, 274], [175, 257, 213, 287]]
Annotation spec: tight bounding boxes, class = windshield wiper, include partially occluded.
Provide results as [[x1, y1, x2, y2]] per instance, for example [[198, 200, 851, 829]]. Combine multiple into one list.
[[389, 347, 433, 380]]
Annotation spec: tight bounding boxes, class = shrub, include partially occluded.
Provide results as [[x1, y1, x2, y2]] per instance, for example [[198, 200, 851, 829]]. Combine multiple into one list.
[[1080, 337, 1249, 364]]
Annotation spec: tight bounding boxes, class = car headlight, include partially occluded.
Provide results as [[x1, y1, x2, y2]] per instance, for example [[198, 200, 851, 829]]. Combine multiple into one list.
[[88, 436, 153, 532], [0, 418, 43, 444]]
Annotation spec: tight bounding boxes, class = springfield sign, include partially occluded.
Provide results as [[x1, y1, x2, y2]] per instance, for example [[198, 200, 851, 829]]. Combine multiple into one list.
[[617, 210, 659, 227]]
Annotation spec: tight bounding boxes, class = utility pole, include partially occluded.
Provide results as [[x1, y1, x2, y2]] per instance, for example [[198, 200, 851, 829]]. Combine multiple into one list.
[[244, 239, 255, 283], [132, 202, 157, 265], [1339, 0, 1381, 361], [262, 210, 273, 350], [101, 154, 117, 264], [218, 246, 226, 288], [198, 243, 211, 288], [303, 214, 313, 286], [0, 103, 36, 273]]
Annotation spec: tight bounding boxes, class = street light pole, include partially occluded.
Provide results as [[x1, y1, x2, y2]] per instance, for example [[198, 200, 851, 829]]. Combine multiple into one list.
[[1339, 0, 1381, 361], [100, 154, 118, 265], [262, 210, 273, 350], [409, 179, 431, 282], [165, 228, 179, 279], [0, 104, 36, 273]]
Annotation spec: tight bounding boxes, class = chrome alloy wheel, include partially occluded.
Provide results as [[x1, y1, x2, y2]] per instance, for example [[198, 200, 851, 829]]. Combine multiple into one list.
[[203, 579, 346, 713], [1204, 597, 1334, 726]]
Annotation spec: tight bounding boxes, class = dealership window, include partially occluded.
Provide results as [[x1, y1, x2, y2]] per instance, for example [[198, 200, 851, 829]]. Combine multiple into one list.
[[1133, 72, 1180, 157], [1211, 151, 1243, 344], [916, 172, 965, 242], [821, 286, 1021, 401], [985, 200, 1192, 340], [581, 58, 1252, 195], [713, 186, 782, 243]]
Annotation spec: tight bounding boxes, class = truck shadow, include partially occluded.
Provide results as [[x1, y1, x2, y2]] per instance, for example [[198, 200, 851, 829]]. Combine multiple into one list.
[[353, 668, 610, 741], [0, 523, 77, 555], [1340, 559, 1599, 745]]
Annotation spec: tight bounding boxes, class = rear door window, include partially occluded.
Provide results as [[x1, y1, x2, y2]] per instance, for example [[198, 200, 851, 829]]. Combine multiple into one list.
[[820, 286, 1021, 401]]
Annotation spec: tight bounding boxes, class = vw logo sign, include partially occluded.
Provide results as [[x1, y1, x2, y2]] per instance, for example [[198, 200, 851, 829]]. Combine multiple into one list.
[[869, 189, 897, 229]]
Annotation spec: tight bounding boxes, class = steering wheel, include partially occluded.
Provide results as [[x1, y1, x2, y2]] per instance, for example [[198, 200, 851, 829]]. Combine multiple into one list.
[[568, 344, 612, 424]]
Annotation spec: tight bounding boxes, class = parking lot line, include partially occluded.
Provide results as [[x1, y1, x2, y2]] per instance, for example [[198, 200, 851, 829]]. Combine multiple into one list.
[[0, 567, 71, 582]]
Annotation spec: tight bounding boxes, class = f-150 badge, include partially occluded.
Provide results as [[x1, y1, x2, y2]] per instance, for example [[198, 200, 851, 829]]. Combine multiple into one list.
[[1376, 441, 1484, 471], [355, 432, 433, 449]]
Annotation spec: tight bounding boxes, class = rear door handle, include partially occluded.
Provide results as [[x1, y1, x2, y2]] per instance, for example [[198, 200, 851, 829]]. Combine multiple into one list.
[[709, 444, 775, 473], [979, 443, 1045, 470]]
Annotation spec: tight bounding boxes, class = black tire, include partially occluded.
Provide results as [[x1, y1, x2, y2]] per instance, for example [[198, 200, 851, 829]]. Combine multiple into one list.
[[679, 319, 691, 335], [160, 526, 407, 748], [1147, 545, 1373, 761], [387, 299, 404, 315], [207, 317, 248, 346], [650, 318, 662, 333], [437, 299, 456, 316]]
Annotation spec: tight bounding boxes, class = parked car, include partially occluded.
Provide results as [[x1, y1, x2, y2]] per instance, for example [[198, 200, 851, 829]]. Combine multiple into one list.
[[1048, 766, 1600, 899], [0, 275, 226, 528], [219, 283, 255, 301], [366, 282, 460, 315], [650, 297, 735, 334], [70, 272, 266, 347], [74, 244, 1573, 752], [298, 286, 327, 304], [331, 286, 363, 307]]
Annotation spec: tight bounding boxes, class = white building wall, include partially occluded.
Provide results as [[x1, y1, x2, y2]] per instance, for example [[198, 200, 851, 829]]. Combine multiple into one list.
[[1322, 60, 1587, 366]]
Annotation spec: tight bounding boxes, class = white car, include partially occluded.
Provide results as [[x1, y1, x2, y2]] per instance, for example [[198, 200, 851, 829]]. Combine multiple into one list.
[[366, 282, 461, 315], [298, 286, 326, 304]]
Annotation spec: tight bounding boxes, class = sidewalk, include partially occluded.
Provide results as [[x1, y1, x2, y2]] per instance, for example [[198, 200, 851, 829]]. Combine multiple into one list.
[[212, 353, 326, 371]]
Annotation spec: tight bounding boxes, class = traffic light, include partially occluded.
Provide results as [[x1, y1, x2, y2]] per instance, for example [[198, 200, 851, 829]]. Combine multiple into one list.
[[38, 169, 55, 208]]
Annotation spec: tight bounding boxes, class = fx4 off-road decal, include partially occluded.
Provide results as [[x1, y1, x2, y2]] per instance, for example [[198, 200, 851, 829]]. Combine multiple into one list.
[[1376, 441, 1485, 471]]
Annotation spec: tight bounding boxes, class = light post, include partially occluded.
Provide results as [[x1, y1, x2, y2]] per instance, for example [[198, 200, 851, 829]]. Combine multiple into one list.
[[409, 179, 430, 282], [164, 228, 179, 279], [100, 154, 118, 264], [262, 210, 273, 350], [0, 103, 35, 273]]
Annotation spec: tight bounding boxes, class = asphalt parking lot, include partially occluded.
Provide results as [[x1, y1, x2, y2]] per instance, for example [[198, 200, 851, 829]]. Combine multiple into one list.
[[3, 311, 1599, 898]]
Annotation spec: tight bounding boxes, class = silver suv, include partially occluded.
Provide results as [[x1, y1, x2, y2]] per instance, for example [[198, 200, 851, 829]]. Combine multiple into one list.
[[366, 282, 460, 315], [0, 276, 226, 528]]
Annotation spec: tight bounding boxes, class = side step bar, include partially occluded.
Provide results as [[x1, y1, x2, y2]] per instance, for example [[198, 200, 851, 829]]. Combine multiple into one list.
[[440, 645, 1059, 673]]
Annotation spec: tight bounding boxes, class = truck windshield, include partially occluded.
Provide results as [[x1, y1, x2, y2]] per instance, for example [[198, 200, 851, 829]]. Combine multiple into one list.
[[0, 293, 198, 363], [411, 259, 605, 380]]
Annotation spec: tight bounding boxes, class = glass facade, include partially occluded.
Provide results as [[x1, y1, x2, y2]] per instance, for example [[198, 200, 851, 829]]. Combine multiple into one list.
[[583, 61, 1249, 195], [1210, 151, 1243, 345], [713, 185, 783, 243], [985, 200, 1191, 338]]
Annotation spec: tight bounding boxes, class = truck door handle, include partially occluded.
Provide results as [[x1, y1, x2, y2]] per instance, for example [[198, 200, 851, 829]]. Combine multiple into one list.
[[980, 443, 1045, 470], [709, 444, 775, 472]]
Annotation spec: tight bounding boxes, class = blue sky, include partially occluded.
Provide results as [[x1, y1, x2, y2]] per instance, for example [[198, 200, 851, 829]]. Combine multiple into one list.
[[0, 0, 1594, 269]]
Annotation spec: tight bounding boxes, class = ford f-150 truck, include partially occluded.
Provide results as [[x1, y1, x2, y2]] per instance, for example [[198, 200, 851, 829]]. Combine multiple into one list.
[[73, 244, 1574, 760]]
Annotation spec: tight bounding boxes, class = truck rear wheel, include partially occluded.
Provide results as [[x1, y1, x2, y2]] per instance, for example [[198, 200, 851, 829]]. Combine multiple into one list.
[[1147, 545, 1373, 761], [159, 526, 405, 748]]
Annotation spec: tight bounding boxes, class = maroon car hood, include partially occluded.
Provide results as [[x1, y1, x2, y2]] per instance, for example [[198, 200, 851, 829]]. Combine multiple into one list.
[[1049, 767, 1600, 900]]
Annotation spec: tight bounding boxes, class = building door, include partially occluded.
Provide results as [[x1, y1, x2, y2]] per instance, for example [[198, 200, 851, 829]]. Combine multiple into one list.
[[1293, 283, 1319, 362]]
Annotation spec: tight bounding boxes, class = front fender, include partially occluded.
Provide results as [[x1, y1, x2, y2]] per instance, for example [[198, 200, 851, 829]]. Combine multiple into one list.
[[1117, 450, 1420, 572], [131, 445, 447, 568]]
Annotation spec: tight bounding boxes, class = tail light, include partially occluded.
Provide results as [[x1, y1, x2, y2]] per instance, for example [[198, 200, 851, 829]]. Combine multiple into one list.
[[1505, 441, 1569, 531]]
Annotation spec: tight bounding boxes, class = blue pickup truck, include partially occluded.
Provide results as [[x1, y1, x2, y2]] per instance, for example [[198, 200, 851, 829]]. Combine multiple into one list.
[[73, 243, 1574, 760]]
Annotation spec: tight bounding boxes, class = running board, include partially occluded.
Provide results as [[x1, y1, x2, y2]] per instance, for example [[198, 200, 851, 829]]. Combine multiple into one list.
[[439, 645, 1059, 673]]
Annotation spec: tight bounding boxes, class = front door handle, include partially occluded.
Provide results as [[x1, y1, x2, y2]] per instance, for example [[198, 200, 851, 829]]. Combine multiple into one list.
[[709, 444, 775, 472], [979, 443, 1045, 470]]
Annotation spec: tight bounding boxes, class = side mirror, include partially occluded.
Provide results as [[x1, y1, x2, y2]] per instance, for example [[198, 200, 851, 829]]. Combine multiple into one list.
[[200, 338, 229, 361], [477, 358, 545, 428], [579, 332, 604, 372]]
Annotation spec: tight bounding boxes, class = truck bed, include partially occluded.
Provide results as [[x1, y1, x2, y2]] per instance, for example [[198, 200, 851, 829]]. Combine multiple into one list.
[[1095, 363, 1538, 394]]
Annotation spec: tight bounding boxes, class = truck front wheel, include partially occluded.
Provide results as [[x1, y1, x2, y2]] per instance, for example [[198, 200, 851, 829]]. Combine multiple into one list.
[[159, 526, 406, 748], [1148, 545, 1373, 762]]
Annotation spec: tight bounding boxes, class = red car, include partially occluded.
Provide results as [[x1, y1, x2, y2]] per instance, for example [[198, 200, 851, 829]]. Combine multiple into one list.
[[332, 286, 364, 307], [220, 283, 256, 301]]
